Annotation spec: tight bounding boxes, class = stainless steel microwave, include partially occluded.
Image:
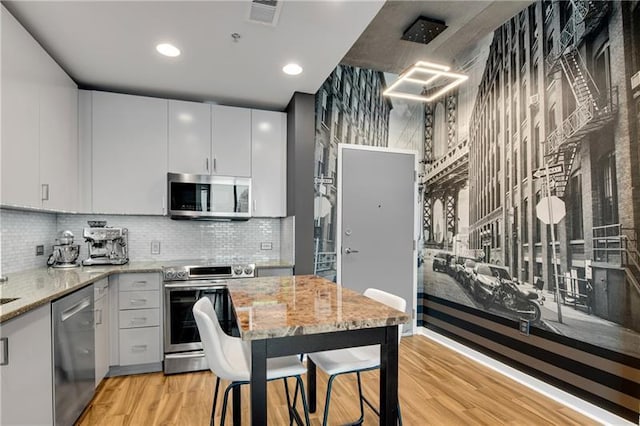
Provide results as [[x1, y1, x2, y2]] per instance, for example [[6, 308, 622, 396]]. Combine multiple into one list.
[[167, 173, 251, 220]]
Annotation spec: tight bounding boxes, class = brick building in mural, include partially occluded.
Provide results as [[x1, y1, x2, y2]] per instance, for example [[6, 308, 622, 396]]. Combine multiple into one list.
[[463, 0, 640, 330], [314, 65, 392, 278]]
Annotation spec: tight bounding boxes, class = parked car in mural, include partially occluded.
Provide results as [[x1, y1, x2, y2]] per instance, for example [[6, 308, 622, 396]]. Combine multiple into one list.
[[471, 263, 542, 323], [432, 252, 452, 273], [454, 258, 477, 289]]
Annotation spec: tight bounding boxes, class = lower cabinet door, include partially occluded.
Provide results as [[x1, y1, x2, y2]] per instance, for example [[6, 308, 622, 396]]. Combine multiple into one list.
[[119, 327, 161, 366]]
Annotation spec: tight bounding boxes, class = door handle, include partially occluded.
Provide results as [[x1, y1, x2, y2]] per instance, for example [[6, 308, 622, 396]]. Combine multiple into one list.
[[344, 247, 359, 254], [41, 184, 49, 201]]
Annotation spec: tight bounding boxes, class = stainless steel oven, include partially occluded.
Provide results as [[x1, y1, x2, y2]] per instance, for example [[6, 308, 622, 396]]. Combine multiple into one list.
[[163, 261, 254, 374]]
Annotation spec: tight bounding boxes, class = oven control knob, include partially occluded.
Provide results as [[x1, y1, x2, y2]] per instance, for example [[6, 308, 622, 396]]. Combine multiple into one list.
[[177, 271, 187, 280], [165, 271, 175, 280], [234, 266, 243, 276], [244, 266, 254, 276]]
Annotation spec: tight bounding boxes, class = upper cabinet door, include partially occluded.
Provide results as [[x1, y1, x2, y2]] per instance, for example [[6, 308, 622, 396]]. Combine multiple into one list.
[[92, 92, 168, 215], [168, 100, 211, 175], [211, 105, 251, 177], [251, 110, 287, 217], [1, 7, 42, 208], [39, 54, 78, 212]]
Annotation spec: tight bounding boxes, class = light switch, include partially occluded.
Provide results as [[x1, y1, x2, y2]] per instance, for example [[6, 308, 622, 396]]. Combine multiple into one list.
[[151, 241, 161, 255], [260, 242, 273, 250]]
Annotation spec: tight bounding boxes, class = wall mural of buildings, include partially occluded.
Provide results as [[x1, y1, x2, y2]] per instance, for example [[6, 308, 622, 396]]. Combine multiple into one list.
[[314, 1, 640, 419], [314, 0, 639, 361], [423, 0, 640, 361]]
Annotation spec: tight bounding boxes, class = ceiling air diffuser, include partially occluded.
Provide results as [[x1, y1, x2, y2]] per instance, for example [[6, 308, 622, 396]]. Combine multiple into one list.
[[401, 16, 447, 45]]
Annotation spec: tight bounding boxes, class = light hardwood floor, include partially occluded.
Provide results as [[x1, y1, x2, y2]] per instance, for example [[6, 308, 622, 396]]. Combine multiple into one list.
[[78, 335, 598, 425]]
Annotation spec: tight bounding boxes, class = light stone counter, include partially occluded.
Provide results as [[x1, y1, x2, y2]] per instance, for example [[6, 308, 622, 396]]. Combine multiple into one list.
[[0, 262, 164, 323], [227, 275, 409, 340], [254, 261, 294, 269]]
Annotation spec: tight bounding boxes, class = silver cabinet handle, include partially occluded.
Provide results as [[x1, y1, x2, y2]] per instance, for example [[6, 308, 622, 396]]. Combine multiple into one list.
[[41, 184, 49, 201], [129, 298, 147, 306], [344, 247, 359, 254], [95, 309, 103, 325], [213, 157, 217, 172], [61, 298, 91, 322], [253, 199, 257, 212], [0, 337, 8, 366], [205, 158, 209, 173], [131, 344, 148, 352], [130, 317, 148, 325], [132, 280, 148, 287]]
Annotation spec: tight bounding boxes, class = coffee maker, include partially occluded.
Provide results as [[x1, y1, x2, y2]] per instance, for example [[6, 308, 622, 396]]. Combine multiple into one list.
[[82, 221, 129, 266], [48, 230, 80, 268]]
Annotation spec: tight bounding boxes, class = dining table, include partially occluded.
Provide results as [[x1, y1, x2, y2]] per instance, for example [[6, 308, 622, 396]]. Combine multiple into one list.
[[226, 274, 410, 426]]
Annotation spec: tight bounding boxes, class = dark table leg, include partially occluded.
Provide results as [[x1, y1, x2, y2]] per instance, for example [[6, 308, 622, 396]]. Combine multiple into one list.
[[307, 358, 317, 413], [233, 385, 241, 426], [380, 326, 399, 425], [251, 339, 268, 426]]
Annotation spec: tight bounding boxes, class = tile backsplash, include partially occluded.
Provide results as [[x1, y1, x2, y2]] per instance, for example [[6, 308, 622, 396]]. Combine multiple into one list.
[[0, 209, 58, 274], [1, 208, 290, 274]]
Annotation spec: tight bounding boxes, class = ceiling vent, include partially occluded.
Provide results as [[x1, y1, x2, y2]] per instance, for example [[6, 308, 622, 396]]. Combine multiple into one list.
[[401, 16, 447, 45], [248, 0, 281, 26]]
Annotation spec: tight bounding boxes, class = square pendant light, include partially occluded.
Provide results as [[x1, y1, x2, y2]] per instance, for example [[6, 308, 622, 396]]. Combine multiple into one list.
[[383, 61, 468, 103]]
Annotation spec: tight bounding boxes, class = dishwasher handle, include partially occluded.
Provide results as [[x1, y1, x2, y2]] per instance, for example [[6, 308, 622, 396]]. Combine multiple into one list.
[[61, 297, 91, 322]]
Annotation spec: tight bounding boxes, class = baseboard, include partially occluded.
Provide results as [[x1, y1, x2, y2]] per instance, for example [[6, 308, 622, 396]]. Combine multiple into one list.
[[417, 327, 634, 426]]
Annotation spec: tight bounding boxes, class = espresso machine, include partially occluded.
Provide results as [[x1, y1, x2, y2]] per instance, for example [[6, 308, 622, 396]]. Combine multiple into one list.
[[82, 221, 129, 266]]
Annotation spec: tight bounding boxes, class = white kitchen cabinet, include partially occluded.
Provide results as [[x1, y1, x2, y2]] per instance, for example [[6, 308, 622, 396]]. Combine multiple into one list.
[[0, 304, 54, 425], [92, 91, 168, 215], [94, 279, 110, 387], [211, 105, 252, 177], [1, 6, 78, 211], [168, 100, 212, 175], [39, 53, 79, 211], [116, 273, 162, 367], [251, 110, 287, 216]]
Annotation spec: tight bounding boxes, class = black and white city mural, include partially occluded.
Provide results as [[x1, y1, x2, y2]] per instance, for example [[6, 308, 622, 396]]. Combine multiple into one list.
[[422, 0, 640, 361], [315, 0, 640, 363]]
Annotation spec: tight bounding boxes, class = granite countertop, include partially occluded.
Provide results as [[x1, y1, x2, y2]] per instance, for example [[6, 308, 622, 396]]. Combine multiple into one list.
[[254, 261, 294, 269], [0, 262, 164, 323], [227, 275, 410, 340]]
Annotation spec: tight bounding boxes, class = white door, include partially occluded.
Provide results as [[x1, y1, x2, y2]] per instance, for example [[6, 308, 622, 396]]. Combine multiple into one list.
[[337, 144, 418, 333]]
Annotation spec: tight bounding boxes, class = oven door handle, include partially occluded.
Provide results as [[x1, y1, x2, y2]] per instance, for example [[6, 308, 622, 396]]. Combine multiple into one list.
[[164, 282, 228, 289]]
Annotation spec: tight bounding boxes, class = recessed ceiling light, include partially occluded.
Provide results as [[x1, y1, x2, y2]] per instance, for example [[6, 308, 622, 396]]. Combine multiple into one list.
[[156, 43, 181, 57], [282, 63, 303, 76]]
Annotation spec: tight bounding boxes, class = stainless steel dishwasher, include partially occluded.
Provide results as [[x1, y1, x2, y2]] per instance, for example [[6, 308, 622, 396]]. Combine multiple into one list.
[[52, 285, 95, 426]]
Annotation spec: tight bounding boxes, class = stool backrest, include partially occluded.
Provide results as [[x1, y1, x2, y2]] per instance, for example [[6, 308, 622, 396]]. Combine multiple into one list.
[[193, 297, 242, 381], [363, 288, 406, 343]]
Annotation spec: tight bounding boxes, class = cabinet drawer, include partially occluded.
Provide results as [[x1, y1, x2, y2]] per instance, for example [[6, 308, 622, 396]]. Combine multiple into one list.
[[119, 308, 160, 329], [119, 327, 161, 366], [118, 291, 160, 310], [119, 273, 160, 292]]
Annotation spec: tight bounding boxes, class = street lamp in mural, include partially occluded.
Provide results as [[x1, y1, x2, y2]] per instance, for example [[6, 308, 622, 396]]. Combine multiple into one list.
[[535, 174, 567, 324], [481, 229, 492, 262]]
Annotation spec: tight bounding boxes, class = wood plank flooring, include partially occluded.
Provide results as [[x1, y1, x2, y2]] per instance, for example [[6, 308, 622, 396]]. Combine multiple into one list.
[[78, 335, 598, 425]]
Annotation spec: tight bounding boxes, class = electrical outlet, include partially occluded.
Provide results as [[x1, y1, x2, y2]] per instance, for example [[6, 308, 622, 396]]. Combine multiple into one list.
[[151, 240, 161, 255], [35, 245, 44, 256], [260, 242, 273, 250], [519, 319, 530, 336]]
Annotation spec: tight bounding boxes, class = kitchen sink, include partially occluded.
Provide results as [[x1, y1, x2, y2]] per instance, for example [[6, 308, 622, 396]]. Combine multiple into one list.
[[0, 297, 19, 305]]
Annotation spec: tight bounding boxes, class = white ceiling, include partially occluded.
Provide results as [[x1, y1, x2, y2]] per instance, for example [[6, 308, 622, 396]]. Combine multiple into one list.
[[3, 0, 385, 110]]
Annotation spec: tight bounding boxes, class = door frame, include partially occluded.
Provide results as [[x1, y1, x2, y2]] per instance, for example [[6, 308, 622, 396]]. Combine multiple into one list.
[[336, 143, 419, 332]]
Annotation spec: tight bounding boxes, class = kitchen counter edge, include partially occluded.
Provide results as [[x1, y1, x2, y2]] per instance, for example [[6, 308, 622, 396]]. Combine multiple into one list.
[[0, 262, 164, 323]]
